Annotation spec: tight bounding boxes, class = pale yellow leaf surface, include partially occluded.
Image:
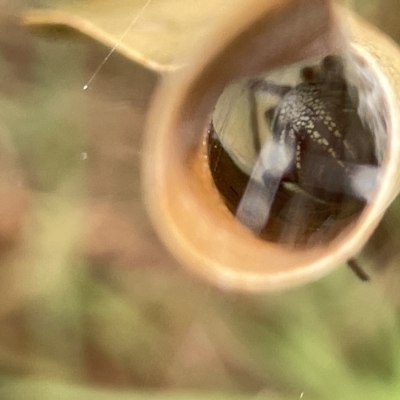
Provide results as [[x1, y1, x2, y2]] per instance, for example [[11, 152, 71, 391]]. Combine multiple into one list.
[[22, 0, 244, 72]]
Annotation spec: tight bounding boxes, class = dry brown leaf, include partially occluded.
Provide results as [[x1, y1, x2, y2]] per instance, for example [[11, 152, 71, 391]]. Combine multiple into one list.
[[22, 0, 244, 72]]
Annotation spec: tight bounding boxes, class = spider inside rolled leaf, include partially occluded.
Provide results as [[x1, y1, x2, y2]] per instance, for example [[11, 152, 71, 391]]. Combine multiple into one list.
[[208, 53, 387, 256], [143, 0, 400, 291]]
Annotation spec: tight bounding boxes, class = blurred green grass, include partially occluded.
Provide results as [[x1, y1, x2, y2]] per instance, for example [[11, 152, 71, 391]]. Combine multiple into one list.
[[1, 1, 400, 399]]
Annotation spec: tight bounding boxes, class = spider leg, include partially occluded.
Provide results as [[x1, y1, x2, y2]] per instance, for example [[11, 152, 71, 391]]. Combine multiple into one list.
[[248, 88, 262, 153], [248, 78, 292, 97], [347, 258, 370, 281], [264, 107, 276, 125], [236, 138, 295, 233]]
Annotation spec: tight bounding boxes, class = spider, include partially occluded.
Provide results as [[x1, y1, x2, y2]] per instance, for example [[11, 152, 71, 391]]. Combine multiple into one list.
[[247, 55, 378, 207]]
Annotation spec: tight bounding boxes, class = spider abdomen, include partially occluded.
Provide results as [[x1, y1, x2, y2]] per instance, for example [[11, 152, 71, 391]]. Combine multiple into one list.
[[270, 62, 377, 202]]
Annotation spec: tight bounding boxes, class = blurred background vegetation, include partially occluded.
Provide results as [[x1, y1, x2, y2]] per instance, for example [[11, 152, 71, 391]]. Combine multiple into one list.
[[1, 0, 400, 399]]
